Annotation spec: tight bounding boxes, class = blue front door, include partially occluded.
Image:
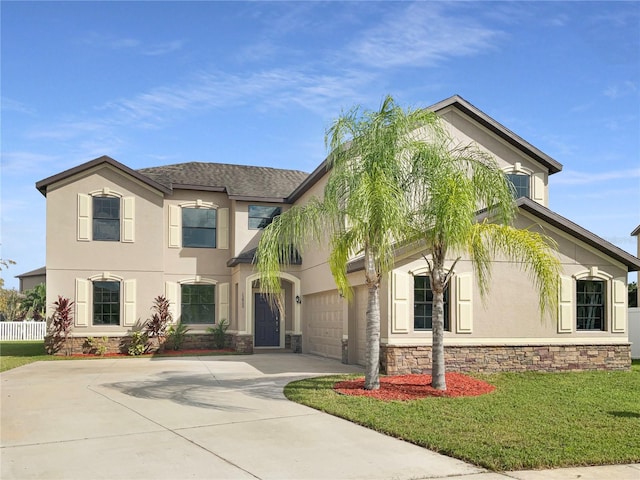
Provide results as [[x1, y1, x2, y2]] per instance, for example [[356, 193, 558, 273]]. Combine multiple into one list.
[[255, 294, 280, 347]]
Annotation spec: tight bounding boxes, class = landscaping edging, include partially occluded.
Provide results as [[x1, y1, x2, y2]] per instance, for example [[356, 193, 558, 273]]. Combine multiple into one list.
[[381, 343, 631, 374]]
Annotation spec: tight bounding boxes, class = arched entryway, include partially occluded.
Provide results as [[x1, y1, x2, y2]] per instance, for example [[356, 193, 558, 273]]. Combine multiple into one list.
[[244, 272, 301, 349]]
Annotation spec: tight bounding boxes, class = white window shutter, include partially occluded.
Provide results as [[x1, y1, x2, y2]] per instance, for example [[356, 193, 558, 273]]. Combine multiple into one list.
[[455, 273, 473, 333], [532, 172, 545, 203], [168, 205, 180, 248], [217, 207, 229, 250], [218, 283, 230, 324], [611, 279, 626, 333], [75, 278, 90, 326], [165, 281, 179, 322], [391, 272, 410, 333], [77, 194, 91, 241], [558, 275, 574, 333], [122, 197, 135, 243], [123, 279, 136, 326]]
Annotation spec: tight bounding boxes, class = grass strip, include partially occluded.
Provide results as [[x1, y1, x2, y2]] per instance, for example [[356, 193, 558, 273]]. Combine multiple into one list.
[[284, 362, 640, 471]]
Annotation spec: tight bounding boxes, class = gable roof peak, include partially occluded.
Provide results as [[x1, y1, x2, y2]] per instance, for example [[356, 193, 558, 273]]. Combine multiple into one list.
[[428, 95, 563, 175], [35, 155, 171, 196]]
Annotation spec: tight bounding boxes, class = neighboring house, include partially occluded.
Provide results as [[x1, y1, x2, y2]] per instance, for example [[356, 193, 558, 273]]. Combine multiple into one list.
[[36, 95, 640, 372], [16, 267, 46, 293]]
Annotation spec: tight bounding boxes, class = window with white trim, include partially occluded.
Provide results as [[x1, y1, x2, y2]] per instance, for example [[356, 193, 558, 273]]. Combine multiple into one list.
[[78, 192, 134, 243], [93, 281, 120, 325], [576, 279, 605, 331], [414, 276, 450, 331], [93, 196, 120, 241], [181, 284, 215, 324], [182, 208, 216, 248], [506, 173, 530, 199]]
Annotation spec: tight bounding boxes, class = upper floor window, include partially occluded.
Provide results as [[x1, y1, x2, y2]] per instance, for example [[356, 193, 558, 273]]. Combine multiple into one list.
[[181, 284, 215, 324], [506, 173, 530, 199], [576, 279, 605, 331], [93, 281, 120, 325], [249, 205, 281, 229], [182, 208, 216, 248], [414, 276, 449, 331], [93, 196, 120, 241]]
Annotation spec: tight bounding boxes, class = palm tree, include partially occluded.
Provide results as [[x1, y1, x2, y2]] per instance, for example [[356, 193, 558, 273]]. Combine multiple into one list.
[[407, 140, 561, 390], [257, 95, 442, 390]]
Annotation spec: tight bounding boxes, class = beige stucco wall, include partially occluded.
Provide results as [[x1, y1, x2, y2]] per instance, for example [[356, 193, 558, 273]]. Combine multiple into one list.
[[163, 190, 230, 277], [381, 210, 629, 349], [437, 108, 549, 206], [45, 165, 166, 329]]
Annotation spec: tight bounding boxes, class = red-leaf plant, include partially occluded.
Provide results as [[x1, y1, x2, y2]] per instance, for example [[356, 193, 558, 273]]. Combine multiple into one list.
[[47, 296, 74, 354], [144, 295, 172, 348]]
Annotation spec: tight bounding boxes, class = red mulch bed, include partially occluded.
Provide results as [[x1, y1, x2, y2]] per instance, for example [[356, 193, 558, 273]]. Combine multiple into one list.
[[334, 372, 495, 401], [70, 349, 234, 358]]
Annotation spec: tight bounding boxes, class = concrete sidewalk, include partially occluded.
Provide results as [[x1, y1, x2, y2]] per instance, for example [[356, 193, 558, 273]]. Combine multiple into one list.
[[1, 354, 637, 479]]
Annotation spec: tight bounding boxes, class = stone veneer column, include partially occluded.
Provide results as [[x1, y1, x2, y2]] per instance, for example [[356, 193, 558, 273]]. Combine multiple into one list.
[[290, 334, 302, 353], [233, 334, 254, 354]]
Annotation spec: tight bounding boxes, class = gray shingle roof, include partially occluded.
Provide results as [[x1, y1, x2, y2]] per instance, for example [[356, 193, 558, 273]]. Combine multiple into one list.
[[138, 162, 309, 200]]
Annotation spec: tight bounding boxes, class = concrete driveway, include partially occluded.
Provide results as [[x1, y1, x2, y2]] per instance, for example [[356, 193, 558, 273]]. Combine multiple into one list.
[[1, 353, 485, 480]]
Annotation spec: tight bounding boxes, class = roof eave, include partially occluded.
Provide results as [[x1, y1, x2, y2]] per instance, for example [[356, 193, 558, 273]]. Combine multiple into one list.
[[515, 198, 640, 272], [36, 155, 172, 196]]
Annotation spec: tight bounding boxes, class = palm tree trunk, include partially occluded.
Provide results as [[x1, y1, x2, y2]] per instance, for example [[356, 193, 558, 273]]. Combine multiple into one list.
[[364, 248, 380, 390], [431, 258, 447, 390]]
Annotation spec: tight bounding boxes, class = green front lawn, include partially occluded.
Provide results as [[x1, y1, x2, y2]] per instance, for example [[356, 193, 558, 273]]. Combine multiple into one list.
[[285, 362, 640, 471], [0, 341, 57, 372]]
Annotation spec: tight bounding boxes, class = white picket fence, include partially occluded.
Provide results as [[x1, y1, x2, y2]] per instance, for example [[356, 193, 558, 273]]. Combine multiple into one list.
[[0, 321, 47, 341]]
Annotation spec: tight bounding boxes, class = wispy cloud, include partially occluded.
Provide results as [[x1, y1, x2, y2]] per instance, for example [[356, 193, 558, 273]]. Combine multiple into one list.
[[346, 3, 502, 69], [553, 168, 640, 185], [83, 33, 184, 56], [0, 151, 62, 176], [21, 66, 374, 147], [604, 81, 638, 99], [1, 97, 35, 115]]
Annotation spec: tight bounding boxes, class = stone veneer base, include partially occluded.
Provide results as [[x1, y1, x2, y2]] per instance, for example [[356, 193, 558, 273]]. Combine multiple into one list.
[[380, 343, 631, 375], [45, 332, 250, 355]]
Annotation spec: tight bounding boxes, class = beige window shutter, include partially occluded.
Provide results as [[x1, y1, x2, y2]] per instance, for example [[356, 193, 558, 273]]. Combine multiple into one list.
[[455, 273, 473, 333], [557, 275, 574, 333], [165, 281, 179, 322], [611, 279, 627, 333], [218, 283, 229, 324], [77, 194, 91, 241], [532, 172, 545, 203], [217, 208, 229, 250], [75, 278, 90, 326], [122, 197, 135, 243], [123, 279, 136, 326], [391, 271, 410, 333], [168, 205, 180, 248]]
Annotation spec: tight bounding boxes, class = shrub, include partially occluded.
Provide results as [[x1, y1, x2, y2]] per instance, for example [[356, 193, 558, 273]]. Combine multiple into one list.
[[166, 323, 190, 350], [85, 336, 109, 356], [208, 319, 229, 349], [128, 331, 148, 356], [46, 296, 74, 354]]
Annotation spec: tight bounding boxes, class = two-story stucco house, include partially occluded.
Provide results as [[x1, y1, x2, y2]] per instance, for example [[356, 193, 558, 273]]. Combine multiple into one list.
[[36, 95, 640, 372]]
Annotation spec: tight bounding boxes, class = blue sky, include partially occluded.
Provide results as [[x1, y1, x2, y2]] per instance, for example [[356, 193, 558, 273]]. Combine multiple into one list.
[[1, 1, 639, 290]]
